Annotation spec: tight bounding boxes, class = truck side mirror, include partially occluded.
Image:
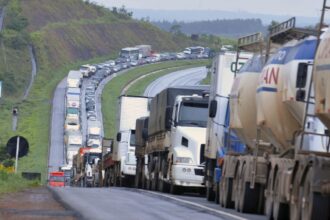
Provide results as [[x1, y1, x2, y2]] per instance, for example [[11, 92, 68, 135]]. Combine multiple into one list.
[[296, 63, 308, 88], [142, 128, 148, 140], [165, 107, 173, 129], [296, 90, 306, 102], [209, 100, 217, 118], [116, 132, 121, 142]]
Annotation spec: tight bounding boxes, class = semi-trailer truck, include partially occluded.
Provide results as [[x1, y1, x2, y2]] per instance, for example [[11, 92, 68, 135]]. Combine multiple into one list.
[[137, 86, 209, 194], [87, 120, 102, 148], [104, 95, 149, 186], [64, 131, 83, 166], [67, 70, 82, 88], [207, 16, 330, 220], [73, 147, 102, 187], [204, 50, 252, 202], [135, 45, 152, 58]]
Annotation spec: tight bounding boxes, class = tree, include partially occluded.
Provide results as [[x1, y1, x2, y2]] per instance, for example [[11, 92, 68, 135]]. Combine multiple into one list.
[[170, 24, 182, 35], [268, 20, 279, 32]]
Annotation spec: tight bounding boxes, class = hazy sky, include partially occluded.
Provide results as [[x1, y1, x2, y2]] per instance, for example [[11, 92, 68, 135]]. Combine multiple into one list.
[[94, 0, 324, 17]]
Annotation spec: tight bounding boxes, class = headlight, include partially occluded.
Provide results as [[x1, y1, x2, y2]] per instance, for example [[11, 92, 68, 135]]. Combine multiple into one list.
[[175, 157, 192, 164]]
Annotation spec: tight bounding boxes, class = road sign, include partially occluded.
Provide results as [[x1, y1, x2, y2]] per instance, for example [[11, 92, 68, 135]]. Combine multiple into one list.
[[6, 136, 29, 158]]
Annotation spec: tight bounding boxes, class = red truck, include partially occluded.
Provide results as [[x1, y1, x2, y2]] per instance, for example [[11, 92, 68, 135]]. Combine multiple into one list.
[[49, 171, 65, 187]]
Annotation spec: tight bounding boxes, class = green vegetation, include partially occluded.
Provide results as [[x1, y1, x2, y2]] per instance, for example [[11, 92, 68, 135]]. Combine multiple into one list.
[[201, 69, 212, 85], [0, 171, 40, 195], [102, 60, 210, 138], [0, 0, 218, 193]]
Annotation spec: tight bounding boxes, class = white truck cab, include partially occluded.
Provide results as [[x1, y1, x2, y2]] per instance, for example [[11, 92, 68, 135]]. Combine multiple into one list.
[[168, 95, 208, 187]]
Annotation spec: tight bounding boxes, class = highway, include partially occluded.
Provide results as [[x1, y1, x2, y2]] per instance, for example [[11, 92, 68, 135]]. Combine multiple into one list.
[[49, 64, 265, 220], [49, 77, 66, 173], [144, 66, 207, 97]]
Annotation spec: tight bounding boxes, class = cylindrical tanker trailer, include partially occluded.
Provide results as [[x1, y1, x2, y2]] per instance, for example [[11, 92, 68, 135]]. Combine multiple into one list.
[[215, 16, 330, 220]]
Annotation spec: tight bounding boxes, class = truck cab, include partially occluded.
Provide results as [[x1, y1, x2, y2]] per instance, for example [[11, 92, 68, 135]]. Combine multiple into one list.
[[117, 129, 137, 176], [169, 95, 209, 188]]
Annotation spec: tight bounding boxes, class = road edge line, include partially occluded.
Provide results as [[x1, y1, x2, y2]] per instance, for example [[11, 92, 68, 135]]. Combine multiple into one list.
[[136, 189, 248, 220]]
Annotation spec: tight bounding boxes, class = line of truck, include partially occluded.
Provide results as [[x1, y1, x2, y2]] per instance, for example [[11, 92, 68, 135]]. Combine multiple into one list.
[[95, 14, 330, 220]]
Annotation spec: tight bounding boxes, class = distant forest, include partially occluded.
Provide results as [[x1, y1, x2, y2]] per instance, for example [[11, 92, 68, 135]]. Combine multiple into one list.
[[152, 19, 267, 38]]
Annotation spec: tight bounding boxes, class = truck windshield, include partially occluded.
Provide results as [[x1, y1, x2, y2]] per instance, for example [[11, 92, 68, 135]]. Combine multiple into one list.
[[87, 154, 100, 165], [89, 134, 100, 140], [130, 130, 136, 146], [178, 102, 208, 127], [49, 176, 65, 182], [67, 108, 79, 114]]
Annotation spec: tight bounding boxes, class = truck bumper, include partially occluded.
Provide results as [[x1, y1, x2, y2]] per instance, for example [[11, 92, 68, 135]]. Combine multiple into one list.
[[172, 164, 204, 187], [122, 164, 136, 176]]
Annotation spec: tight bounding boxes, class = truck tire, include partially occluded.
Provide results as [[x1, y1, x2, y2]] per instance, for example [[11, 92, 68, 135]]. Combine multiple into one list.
[[223, 177, 234, 208], [206, 179, 215, 201], [215, 182, 220, 204], [300, 170, 329, 220], [151, 158, 159, 191], [237, 164, 260, 213], [158, 159, 169, 193], [272, 172, 289, 220], [170, 182, 181, 195]]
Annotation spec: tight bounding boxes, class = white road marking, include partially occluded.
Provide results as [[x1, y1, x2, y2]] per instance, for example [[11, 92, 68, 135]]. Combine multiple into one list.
[[143, 190, 248, 220]]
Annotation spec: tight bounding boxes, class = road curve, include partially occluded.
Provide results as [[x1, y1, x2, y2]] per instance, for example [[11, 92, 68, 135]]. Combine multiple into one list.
[[144, 67, 207, 97]]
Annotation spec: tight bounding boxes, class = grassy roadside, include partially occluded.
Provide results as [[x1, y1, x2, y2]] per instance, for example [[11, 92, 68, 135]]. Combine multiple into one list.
[[0, 171, 40, 195], [102, 59, 210, 138], [126, 65, 202, 96]]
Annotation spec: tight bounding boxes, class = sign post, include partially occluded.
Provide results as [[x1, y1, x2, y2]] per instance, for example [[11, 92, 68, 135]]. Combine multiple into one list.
[[14, 136, 20, 173]]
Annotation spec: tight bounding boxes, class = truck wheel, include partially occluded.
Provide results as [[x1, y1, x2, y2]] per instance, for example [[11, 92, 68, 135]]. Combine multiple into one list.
[[151, 159, 159, 191], [238, 164, 261, 213], [215, 182, 220, 204], [206, 178, 215, 201], [223, 177, 234, 208], [272, 172, 289, 219], [170, 182, 181, 195], [301, 170, 329, 220], [158, 159, 169, 193], [265, 168, 275, 220]]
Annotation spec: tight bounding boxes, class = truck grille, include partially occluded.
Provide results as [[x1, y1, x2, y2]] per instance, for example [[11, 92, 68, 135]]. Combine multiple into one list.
[[194, 168, 204, 176]]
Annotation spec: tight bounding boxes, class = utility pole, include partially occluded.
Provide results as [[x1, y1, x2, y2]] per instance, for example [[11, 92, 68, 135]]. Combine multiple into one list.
[[14, 136, 20, 173]]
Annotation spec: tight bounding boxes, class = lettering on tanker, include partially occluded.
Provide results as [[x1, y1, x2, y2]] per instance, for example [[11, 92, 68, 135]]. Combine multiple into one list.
[[259, 66, 279, 86]]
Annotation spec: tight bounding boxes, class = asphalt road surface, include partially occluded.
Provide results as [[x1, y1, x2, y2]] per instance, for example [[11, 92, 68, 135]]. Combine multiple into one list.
[[52, 187, 239, 220], [144, 66, 207, 97], [49, 77, 66, 173]]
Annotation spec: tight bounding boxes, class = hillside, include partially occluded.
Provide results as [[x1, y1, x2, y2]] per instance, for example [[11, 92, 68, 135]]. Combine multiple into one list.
[[0, 0, 203, 180]]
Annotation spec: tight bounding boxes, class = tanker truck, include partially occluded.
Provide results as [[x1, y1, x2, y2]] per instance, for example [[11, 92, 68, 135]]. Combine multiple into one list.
[[215, 17, 328, 220], [143, 86, 209, 194], [204, 49, 252, 203]]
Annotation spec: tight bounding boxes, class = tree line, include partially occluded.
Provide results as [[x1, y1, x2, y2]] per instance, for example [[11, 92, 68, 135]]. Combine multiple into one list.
[[152, 19, 267, 38]]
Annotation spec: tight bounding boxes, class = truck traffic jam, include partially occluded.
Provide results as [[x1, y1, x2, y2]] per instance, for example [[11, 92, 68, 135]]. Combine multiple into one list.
[[49, 12, 330, 220]]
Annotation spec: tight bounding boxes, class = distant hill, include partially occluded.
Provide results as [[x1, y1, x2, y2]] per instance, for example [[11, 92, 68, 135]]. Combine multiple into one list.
[[152, 19, 267, 38], [0, 0, 197, 97]]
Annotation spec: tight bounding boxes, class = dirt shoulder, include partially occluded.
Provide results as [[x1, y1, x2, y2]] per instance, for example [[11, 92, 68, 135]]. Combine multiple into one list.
[[0, 187, 78, 220]]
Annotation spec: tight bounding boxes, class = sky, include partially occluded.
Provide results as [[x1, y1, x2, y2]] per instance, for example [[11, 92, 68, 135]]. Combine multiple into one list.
[[94, 0, 325, 17]]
